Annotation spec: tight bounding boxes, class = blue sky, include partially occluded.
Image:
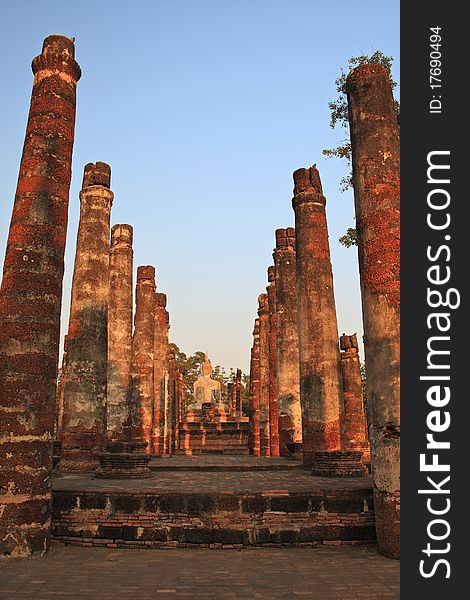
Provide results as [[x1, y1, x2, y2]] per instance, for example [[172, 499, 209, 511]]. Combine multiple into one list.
[[0, 1, 399, 373]]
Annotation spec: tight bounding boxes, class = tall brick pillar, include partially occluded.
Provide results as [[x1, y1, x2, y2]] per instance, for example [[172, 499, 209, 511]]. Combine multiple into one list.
[[59, 162, 113, 472], [167, 346, 178, 454], [267, 266, 280, 457], [107, 224, 133, 439], [0, 35, 80, 558], [235, 368, 243, 419], [346, 64, 400, 558], [274, 228, 302, 457], [153, 292, 169, 455], [340, 334, 370, 461], [249, 319, 261, 456], [292, 165, 365, 477], [257, 293, 270, 456], [131, 266, 156, 452]]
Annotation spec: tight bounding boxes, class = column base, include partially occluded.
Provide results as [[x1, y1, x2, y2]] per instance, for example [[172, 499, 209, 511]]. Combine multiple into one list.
[[95, 441, 153, 478], [311, 450, 367, 477], [286, 442, 303, 460]]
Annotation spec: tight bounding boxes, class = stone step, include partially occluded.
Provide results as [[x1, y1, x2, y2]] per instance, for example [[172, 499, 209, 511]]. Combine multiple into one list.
[[51, 485, 375, 549]]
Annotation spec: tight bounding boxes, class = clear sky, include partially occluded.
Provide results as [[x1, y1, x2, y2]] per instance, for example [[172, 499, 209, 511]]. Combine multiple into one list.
[[0, 0, 399, 373]]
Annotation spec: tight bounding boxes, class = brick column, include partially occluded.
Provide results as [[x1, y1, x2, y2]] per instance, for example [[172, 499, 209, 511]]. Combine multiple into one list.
[[153, 292, 169, 455], [235, 368, 243, 419], [131, 266, 156, 453], [267, 266, 280, 457], [107, 225, 133, 439], [346, 64, 400, 558], [292, 165, 365, 476], [0, 35, 80, 558], [167, 346, 178, 454], [249, 319, 261, 456], [274, 228, 302, 457], [59, 162, 113, 472], [257, 293, 270, 456], [340, 334, 370, 461]]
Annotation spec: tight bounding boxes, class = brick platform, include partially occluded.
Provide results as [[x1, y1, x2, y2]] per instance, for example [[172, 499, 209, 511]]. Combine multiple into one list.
[[178, 421, 250, 455], [52, 457, 375, 549]]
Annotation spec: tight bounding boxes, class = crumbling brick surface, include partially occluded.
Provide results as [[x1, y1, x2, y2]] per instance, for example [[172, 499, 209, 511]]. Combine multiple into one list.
[[0, 35, 80, 558], [340, 334, 370, 461], [292, 166, 344, 466], [153, 292, 169, 455], [274, 228, 302, 456], [249, 319, 261, 456], [131, 266, 156, 453], [257, 294, 271, 457], [346, 64, 400, 558], [107, 225, 134, 439], [59, 163, 113, 473], [51, 486, 375, 548], [267, 266, 280, 457]]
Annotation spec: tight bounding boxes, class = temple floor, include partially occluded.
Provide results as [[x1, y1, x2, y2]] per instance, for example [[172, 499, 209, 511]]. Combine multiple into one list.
[[51, 456, 375, 550], [0, 543, 399, 599]]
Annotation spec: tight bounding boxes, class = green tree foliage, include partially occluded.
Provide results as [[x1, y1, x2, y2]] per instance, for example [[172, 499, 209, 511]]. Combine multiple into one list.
[[323, 51, 399, 246], [170, 344, 206, 404]]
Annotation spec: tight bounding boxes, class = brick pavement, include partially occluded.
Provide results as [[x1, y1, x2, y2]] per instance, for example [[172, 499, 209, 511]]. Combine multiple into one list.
[[53, 470, 372, 494], [0, 543, 399, 599], [149, 455, 302, 471]]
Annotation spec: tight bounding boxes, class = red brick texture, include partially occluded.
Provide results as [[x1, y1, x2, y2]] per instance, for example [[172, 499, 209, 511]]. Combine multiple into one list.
[[346, 64, 400, 558], [0, 35, 80, 558]]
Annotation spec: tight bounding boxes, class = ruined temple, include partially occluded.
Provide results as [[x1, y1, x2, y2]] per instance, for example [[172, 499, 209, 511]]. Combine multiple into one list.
[[1, 34, 399, 562]]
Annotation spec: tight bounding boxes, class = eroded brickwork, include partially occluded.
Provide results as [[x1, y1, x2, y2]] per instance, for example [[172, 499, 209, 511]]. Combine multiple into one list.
[[249, 319, 261, 456], [257, 294, 270, 457], [153, 292, 169, 455], [267, 266, 280, 457], [107, 225, 133, 439], [0, 35, 80, 557], [292, 166, 344, 466], [59, 163, 113, 473], [273, 228, 302, 456], [340, 334, 369, 461], [346, 64, 400, 558], [131, 267, 156, 452]]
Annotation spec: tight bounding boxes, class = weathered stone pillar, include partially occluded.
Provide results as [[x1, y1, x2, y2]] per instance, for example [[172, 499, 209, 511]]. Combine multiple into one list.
[[274, 228, 302, 457], [293, 165, 365, 478], [59, 162, 113, 472], [131, 266, 156, 453], [257, 293, 270, 456], [153, 292, 169, 455], [167, 346, 178, 455], [249, 319, 261, 456], [340, 334, 370, 461], [107, 224, 133, 439], [267, 267, 280, 457], [235, 368, 243, 419], [0, 35, 80, 558], [56, 336, 69, 440], [346, 64, 400, 558], [228, 382, 236, 417]]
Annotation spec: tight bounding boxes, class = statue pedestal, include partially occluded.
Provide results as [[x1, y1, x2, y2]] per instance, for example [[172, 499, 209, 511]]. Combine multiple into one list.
[[95, 441, 153, 478]]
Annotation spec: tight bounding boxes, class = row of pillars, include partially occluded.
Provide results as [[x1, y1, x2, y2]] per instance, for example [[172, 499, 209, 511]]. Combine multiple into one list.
[[250, 199, 369, 468], [56, 161, 183, 473], [249, 65, 400, 558], [0, 36, 183, 558]]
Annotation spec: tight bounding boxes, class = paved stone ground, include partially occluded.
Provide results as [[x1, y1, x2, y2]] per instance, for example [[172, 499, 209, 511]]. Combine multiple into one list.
[[0, 543, 399, 599], [149, 455, 302, 471], [54, 470, 372, 494]]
